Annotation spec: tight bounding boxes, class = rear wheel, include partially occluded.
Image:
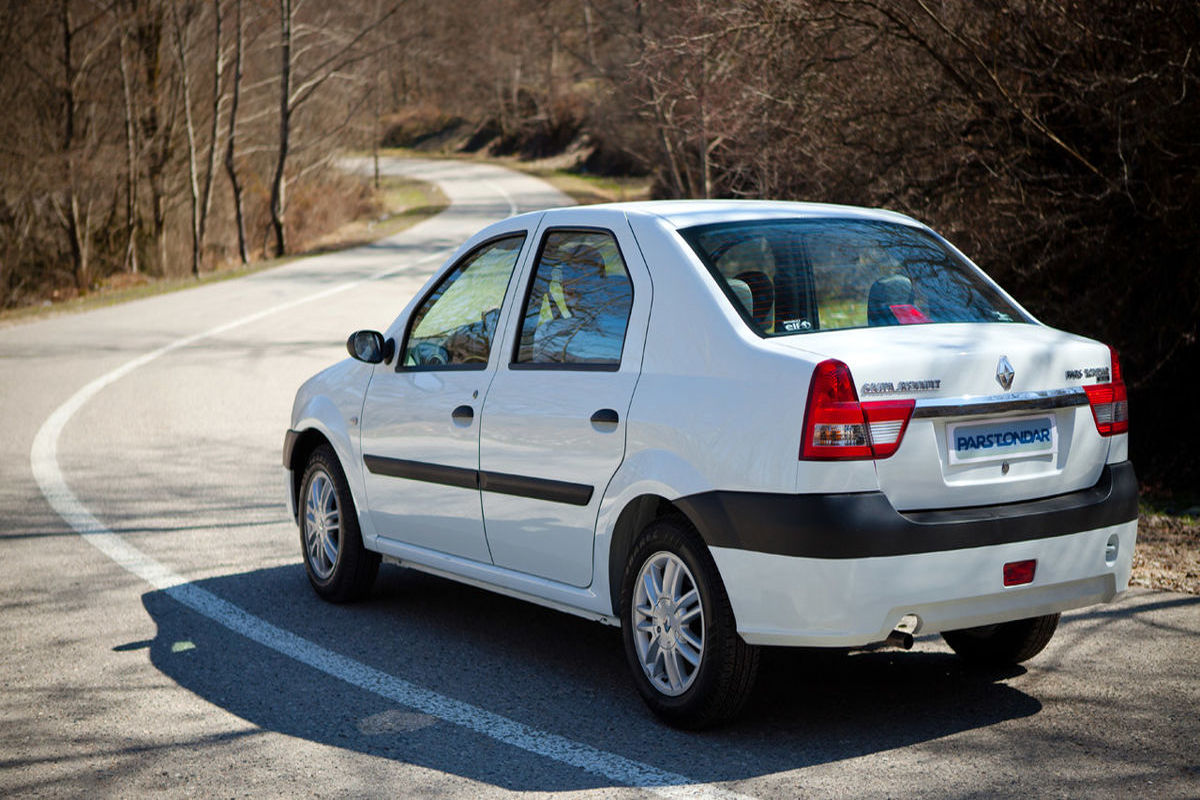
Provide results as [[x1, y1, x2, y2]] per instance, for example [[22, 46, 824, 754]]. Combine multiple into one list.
[[619, 516, 759, 728], [299, 444, 379, 602], [942, 613, 1060, 666]]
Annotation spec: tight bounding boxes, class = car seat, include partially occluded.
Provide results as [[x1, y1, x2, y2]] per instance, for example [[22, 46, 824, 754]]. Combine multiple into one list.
[[867, 274, 915, 326], [733, 270, 774, 326]]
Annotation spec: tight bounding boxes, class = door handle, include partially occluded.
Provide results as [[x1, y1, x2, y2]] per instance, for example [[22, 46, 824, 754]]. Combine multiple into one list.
[[451, 405, 474, 426], [590, 408, 619, 430]]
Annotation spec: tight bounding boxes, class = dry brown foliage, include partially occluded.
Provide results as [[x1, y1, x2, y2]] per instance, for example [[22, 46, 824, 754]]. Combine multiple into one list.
[[1134, 513, 1200, 595]]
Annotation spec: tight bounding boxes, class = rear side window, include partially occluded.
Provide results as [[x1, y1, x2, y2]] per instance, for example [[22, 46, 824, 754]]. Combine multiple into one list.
[[680, 219, 1029, 335], [513, 230, 633, 367]]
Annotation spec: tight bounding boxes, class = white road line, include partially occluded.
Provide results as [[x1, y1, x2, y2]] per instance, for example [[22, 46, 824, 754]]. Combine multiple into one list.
[[28, 228, 756, 799], [484, 179, 519, 217]]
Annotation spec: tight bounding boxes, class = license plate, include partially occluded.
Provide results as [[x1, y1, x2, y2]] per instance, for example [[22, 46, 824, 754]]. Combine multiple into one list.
[[947, 414, 1057, 465]]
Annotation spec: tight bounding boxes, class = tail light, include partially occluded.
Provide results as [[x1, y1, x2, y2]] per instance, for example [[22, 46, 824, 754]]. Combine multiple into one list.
[[801, 360, 915, 460], [1083, 346, 1129, 436]]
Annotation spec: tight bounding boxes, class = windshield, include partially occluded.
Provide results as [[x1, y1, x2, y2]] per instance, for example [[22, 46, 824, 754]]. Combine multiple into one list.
[[680, 218, 1029, 335]]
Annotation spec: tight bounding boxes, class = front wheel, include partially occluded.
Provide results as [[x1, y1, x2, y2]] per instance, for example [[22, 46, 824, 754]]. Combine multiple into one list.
[[942, 613, 1060, 666], [619, 516, 759, 729], [298, 444, 379, 602]]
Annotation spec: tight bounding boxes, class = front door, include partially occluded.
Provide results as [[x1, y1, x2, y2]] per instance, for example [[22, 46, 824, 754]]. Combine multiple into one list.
[[360, 232, 528, 562], [479, 215, 650, 587]]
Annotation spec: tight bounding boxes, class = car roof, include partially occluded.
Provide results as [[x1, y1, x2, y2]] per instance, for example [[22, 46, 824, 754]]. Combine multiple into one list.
[[542, 199, 925, 231]]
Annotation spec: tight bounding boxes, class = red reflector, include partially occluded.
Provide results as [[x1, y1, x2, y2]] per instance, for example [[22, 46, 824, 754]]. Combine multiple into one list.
[[1003, 559, 1037, 586]]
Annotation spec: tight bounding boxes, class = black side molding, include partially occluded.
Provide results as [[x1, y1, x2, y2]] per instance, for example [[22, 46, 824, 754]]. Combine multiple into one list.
[[480, 470, 593, 506], [363, 454, 593, 507], [676, 461, 1138, 559], [364, 455, 478, 490]]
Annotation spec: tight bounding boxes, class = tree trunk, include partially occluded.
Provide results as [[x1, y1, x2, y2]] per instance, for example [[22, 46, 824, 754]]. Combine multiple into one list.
[[59, 0, 89, 292], [698, 49, 709, 199], [198, 0, 223, 265], [223, 0, 248, 263], [269, 0, 292, 258], [173, 4, 202, 277], [118, 27, 139, 274], [582, 0, 597, 68], [65, 194, 90, 292], [136, 1, 174, 276], [372, 79, 381, 191]]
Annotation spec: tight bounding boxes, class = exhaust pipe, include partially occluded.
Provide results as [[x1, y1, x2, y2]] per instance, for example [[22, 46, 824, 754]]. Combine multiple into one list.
[[885, 629, 914, 650]]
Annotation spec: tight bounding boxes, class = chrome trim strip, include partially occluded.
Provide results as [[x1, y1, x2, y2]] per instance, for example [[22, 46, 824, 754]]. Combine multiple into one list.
[[912, 387, 1088, 419]]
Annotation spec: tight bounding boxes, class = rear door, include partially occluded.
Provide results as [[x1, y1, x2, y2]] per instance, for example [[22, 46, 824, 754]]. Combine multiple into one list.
[[478, 210, 651, 587]]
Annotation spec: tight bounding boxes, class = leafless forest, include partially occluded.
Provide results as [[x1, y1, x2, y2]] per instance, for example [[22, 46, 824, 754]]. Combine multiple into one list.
[[1, 0, 1196, 487]]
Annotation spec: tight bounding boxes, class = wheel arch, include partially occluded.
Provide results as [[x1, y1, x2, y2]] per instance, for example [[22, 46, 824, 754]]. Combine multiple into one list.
[[287, 428, 334, 521], [607, 493, 711, 616]]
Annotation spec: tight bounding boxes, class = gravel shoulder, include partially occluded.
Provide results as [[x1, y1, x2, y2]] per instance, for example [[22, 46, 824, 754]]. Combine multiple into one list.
[[1133, 509, 1200, 594]]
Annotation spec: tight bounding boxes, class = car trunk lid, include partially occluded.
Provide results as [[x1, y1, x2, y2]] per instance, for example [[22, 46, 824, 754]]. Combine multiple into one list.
[[774, 322, 1114, 510]]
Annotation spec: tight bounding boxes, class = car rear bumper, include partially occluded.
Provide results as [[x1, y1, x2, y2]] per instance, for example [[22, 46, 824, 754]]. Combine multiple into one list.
[[690, 461, 1138, 647], [711, 519, 1135, 646]]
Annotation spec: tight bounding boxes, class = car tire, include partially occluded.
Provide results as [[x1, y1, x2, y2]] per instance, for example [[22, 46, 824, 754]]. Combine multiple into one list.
[[619, 516, 759, 729], [941, 613, 1060, 666], [298, 444, 380, 603]]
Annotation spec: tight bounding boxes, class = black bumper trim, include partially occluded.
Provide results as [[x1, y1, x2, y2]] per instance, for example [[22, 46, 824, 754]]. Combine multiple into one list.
[[676, 461, 1138, 559]]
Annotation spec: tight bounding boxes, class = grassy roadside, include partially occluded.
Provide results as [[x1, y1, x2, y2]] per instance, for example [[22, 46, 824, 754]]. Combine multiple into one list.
[[0, 174, 448, 328], [514, 165, 652, 205]]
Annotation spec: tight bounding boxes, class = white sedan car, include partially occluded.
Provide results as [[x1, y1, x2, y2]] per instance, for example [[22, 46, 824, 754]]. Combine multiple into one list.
[[284, 201, 1137, 728]]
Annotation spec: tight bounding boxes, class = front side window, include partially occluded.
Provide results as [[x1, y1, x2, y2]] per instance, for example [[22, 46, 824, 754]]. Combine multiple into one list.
[[402, 234, 525, 368], [680, 219, 1029, 336], [514, 230, 633, 367]]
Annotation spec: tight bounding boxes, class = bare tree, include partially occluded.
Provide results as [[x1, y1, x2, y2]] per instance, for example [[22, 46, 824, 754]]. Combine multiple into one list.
[[172, 2, 203, 276], [223, 0, 248, 263], [268, 0, 292, 257], [269, 0, 402, 257], [49, 0, 117, 292], [172, 0, 226, 277], [199, 0, 225, 269], [128, 0, 179, 275], [117, 20, 140, 273]]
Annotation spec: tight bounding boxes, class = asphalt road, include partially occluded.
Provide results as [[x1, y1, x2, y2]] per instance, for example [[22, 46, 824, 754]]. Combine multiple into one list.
[[2, 158, 1197, 799]]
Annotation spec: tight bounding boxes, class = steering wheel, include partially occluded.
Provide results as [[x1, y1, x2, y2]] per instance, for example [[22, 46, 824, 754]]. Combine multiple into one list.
[[409, 341, 449, 365]]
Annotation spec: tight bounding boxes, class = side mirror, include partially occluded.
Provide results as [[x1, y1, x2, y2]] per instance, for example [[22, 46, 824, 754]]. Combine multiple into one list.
[[346, 330, 394, 364]]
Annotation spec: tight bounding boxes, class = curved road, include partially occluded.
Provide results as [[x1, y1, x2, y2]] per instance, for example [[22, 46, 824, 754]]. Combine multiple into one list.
[[2, 159, 1197, 798]]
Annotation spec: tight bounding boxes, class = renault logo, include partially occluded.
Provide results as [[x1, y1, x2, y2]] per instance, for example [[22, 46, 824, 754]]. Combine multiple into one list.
[[996, 356, 1015, 391]]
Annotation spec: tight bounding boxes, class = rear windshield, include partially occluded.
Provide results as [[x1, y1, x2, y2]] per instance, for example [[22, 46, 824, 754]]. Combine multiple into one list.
[[679, 218, 1029, 335]]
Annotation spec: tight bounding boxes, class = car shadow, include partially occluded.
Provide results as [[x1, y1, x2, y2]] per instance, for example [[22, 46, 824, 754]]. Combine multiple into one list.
[[135, 563, 1042, 792]]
